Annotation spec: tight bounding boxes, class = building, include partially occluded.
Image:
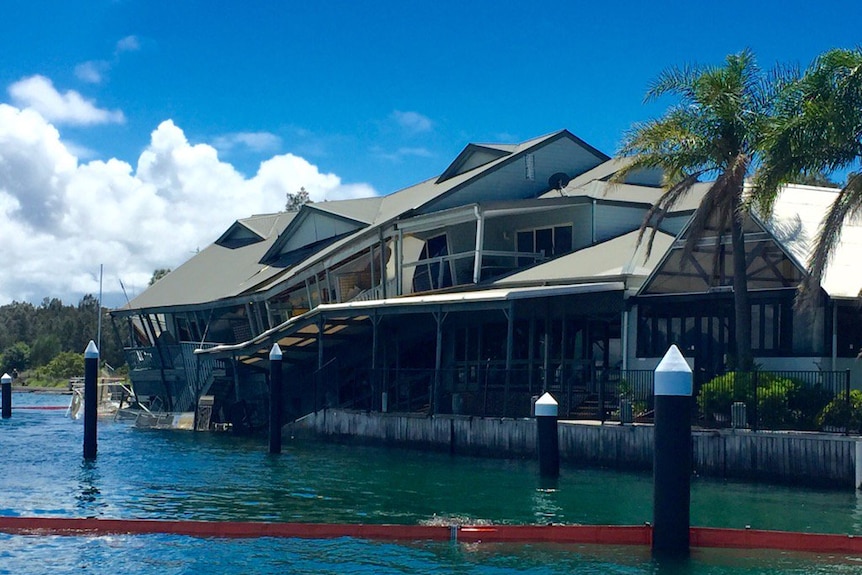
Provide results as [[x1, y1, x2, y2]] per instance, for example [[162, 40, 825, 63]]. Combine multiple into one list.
[[110, 130, 862, 429]]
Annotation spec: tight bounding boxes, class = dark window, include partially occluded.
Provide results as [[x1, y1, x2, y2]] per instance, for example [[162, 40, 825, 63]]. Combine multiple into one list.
[[554, 226, 573, 255], [535, 228, 553, 257], [515, 225, 574, 262]]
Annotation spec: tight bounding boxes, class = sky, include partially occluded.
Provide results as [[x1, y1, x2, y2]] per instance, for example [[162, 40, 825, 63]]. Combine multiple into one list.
[[1, 0, 860, 308]]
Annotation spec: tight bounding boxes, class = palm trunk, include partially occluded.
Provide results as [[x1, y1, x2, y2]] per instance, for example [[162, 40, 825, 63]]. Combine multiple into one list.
[[730, 210, 753, 370]]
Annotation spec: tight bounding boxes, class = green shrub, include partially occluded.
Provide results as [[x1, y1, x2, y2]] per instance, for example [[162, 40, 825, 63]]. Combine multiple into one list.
[[817, 390, 862, 433], [757, 377, 799, 428], [788, 384, 834, 430], [698, 372, 824, 429], [697, 372, 755, 422]]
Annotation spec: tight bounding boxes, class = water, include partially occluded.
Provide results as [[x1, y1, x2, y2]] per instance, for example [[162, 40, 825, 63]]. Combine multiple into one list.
[[2, 392, 861, 574]]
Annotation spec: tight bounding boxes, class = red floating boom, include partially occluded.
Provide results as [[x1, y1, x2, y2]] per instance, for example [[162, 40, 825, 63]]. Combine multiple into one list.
[[0, 517, 860, 554]]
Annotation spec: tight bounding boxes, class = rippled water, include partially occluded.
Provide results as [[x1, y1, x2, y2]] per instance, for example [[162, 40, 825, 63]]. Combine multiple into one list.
[[2, 392, 861, 573]]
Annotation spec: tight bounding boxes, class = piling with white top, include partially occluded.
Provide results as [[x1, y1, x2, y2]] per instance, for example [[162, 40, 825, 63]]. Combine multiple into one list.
[[83, 341, 99, 460], [535, 392, 559, 477], [652, 344, 692, 558], [269, 343, 284, 455], [1, 373, 11, 419]]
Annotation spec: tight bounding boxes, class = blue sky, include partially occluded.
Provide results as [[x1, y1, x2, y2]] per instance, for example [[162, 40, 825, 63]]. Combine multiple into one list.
[[1, 0, 860, 305]]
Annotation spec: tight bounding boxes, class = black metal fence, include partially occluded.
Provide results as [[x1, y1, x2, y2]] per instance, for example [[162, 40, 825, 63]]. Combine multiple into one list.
[[304, 363, 854, 434], [693, 370, 852, 432]]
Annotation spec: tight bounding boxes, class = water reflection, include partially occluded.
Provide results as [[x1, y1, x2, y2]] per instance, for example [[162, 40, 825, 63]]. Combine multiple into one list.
[[854, 489, 862, 532], [75, 459, 105, 517], [531, 476, 563, 524]]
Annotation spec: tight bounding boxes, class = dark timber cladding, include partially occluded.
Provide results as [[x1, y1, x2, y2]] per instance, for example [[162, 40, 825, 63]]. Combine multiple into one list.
[[203, 283, 625, 418], [295, 409, 859, 488]]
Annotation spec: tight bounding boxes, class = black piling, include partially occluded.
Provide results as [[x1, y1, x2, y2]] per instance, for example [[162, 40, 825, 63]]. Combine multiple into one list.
[[83, 340, 99, 460], [652, 344, 692, 559], [269, 343, 283, 454], [1, 373, 11, 419], [535, 392, 559, 478]]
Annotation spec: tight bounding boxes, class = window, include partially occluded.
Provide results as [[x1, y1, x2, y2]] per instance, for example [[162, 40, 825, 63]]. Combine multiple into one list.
[[413, 234, 452, 292], [515, 225, 573, 265], [637, 299, 791, 361]]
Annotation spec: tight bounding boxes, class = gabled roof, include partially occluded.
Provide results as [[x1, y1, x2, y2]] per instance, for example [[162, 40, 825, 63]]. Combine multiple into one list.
[[115, 211, 296, 314], [635, 183, 862, 299], [638, 204, 804, 297], [436, 143, 514, 183], [261, 203, 371, 264], [114, 130, 616, 315], [305, 196, 384, 224], [763, 184, 862, 299], [215, 213, 286, 248]]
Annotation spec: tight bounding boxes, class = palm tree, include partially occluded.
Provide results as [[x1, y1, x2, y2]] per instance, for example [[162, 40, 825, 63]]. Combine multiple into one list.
[[757, 48, 862, 305], [615, 49, 777, 370]]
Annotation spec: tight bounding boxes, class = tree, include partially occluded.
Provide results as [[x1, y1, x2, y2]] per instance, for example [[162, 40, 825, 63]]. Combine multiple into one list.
[[1, 342, 31, 373], [285, 187, 311, 211], [149, 268, 171, 286], [757, 48, 862, 304], [615, 50, 778, 369]]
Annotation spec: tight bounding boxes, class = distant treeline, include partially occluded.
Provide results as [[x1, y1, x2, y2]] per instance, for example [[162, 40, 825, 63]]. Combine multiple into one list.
[[0, 296, 124, 376]]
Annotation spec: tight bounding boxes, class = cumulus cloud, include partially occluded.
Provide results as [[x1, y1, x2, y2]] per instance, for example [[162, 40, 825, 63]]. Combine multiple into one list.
[[8, 75, 125, 125], [213, 131, 282, 153], [392, 110, 433, 133], [0, 106, 377, 305]]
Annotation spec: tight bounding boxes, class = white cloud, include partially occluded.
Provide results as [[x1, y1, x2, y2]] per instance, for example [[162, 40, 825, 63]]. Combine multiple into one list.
[[8, 75, 125, 126], [75, 61, 108, 84], [392, 110, 433, 133], [116, 35, 140, 53], [0, 105, 377, 305], [213, 131, 282, 153]]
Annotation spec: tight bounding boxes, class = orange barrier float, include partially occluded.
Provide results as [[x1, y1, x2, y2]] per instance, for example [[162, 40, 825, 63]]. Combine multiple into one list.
[[1, 517, 861, 554]]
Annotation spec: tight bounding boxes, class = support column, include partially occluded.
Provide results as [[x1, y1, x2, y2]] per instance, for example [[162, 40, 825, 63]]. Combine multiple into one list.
[[432, 309, 446, 415], [504, 303, 514, 417], [472, 207, 484, 284], [83, 340, 99, 460], [652, 344, 692, 559], [371, 313, 381, 411], [268, 344, 283, 455], [543, 300, 550, 393]]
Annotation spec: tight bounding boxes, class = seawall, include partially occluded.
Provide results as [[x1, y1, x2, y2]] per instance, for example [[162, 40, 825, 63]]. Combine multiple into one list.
[[290, 409, 858, 489]]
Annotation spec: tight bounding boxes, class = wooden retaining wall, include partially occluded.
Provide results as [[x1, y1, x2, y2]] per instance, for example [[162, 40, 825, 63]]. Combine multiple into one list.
[[292, 410, 858, 488]]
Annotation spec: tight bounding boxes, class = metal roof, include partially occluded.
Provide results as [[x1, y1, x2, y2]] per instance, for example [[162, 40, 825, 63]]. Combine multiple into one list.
[[304, 196, 384, 224], [196, 281, 625, 358], [541, 179, 710, 213], [763, 184, 862, 299], [114, 211, 297, 314], [492, 229, 674, 288]]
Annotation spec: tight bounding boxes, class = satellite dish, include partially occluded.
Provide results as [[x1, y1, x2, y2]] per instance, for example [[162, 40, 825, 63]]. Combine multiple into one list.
[[548, 172, 570, 193]]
